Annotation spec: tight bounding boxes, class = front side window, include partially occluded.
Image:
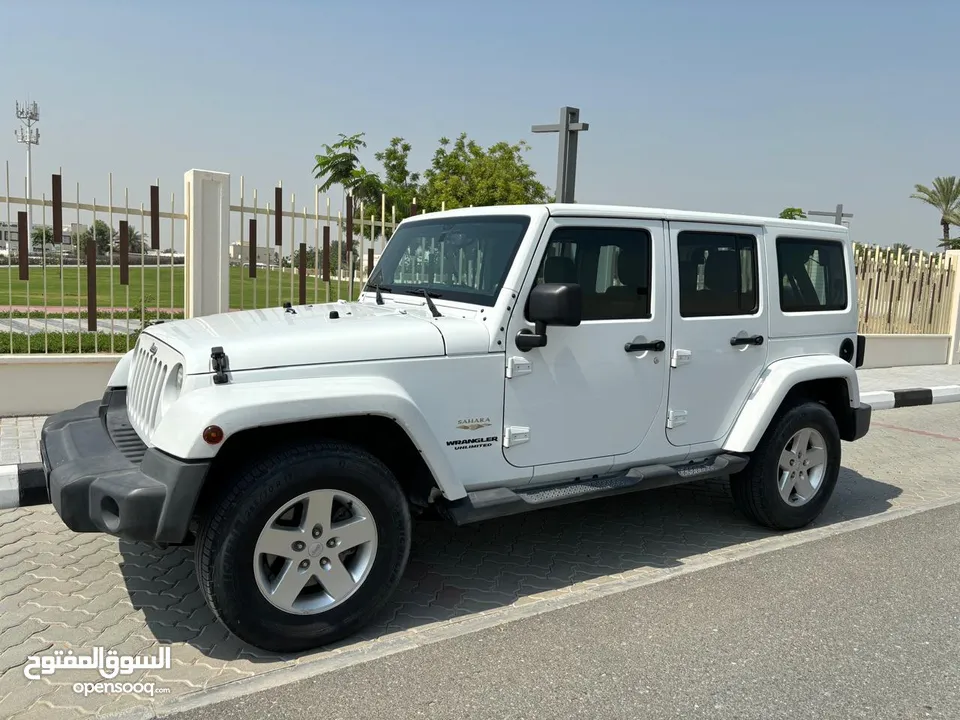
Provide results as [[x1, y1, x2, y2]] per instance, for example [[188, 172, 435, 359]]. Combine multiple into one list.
[[532, 226, 652, 320], [776, 237, 848, 312], [367, 215, 531, 306]]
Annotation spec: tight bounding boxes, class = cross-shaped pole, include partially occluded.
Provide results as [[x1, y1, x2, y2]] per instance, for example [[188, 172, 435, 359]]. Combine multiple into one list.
[[532, 106, 589, 203], [807, 204, 853, 226]]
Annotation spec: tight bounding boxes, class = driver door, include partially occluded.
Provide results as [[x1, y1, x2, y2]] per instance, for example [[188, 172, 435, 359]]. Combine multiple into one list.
[[502, 217, 669, 468]]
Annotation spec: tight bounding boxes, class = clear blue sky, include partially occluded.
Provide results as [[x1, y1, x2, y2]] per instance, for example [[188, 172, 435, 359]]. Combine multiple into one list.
[[0, 0, 956, 251]]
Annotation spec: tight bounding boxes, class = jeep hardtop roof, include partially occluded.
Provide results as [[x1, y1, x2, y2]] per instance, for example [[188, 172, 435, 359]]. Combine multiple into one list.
[[403, 203, 850, 236]]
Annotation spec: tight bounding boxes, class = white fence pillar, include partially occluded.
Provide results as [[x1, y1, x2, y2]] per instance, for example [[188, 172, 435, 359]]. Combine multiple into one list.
[[184, 169, 230, 318], [947, 250, 960, 365]]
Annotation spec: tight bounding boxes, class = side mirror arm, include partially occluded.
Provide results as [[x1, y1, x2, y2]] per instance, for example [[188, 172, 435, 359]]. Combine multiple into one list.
[[515, 321, 547, 352]]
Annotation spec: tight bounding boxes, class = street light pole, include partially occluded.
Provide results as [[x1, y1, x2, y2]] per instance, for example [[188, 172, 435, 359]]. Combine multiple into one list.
[[531, 106, 590, 203], [808, 204, 853, 226], [14, 101, 40, 237]]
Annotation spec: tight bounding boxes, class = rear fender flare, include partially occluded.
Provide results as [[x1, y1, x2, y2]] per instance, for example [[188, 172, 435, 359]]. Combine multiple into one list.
[[723, 355, 859, 453]]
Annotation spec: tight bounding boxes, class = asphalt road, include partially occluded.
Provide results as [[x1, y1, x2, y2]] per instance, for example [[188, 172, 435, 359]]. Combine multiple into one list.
[[165, 499, 960, 720]]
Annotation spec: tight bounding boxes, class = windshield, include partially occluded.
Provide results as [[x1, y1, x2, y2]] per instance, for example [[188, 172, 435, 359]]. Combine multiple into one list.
[[366, 215, 531, 306]]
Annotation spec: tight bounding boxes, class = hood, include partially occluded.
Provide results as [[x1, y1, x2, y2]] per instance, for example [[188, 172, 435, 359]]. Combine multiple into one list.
[[141, 300, 493, 374]]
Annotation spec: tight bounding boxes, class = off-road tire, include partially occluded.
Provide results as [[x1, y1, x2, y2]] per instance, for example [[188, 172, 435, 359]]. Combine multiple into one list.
[[730, 401, 841, 531], [195, 440, 412, 653]]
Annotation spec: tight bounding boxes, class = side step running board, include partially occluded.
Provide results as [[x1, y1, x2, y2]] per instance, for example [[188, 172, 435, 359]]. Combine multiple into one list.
[[0, 463, 49, 511], [441, 453, 750, 526]]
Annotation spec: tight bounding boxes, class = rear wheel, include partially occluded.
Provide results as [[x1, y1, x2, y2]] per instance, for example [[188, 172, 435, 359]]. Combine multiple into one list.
[[195, 440, 412, 653], [730, 401, 841, 530]]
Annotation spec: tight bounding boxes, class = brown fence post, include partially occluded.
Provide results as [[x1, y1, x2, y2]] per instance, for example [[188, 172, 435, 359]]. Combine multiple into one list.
[[322, 226, 330, 282], [298, 242, 307, 305], [52, 174, 63, 247], [249, 219, 257, 278], [150, 184, 160, 250], [119, 220, 130, 285], [409, 201, 418, 217], [17, 211, 28, 281], [367, 248, 374, 277], [86, 233, 97, 331], [275, 186, 283, 247]]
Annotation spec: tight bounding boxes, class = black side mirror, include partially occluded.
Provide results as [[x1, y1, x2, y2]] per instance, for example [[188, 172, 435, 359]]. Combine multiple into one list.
[[516, 283, 582, 351]]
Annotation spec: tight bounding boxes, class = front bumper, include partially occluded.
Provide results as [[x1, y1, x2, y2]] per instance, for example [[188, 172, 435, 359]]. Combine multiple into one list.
[[41, 388, 210, 544]]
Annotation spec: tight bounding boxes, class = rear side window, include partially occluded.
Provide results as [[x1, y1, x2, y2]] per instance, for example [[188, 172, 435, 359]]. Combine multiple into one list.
[[677, 231, 759, 317], [776, 237, 848, 312]]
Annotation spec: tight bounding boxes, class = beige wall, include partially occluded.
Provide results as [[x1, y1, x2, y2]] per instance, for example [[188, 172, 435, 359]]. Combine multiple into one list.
[[860, 334, 951, 369], [0, 355, 121, 416]]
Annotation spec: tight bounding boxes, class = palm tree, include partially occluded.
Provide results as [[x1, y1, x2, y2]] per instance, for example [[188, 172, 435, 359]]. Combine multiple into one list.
[[313, 132, 370, 194], [910, 176, 960, 250]]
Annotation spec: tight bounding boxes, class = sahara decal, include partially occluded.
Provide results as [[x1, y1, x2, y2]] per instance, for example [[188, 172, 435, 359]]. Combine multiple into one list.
[[455, 417, 492, 431]]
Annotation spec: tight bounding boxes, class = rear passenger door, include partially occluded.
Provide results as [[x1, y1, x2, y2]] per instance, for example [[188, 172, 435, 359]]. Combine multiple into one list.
[[665, 222, 768, 448]]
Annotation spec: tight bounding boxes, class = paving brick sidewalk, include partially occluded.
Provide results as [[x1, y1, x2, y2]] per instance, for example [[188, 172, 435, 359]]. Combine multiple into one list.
[[0, 404, 958, 718], [857, 364, 960, 392]]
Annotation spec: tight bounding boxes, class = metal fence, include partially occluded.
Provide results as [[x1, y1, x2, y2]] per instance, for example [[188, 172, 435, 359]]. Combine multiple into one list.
[[0, 165, 431, 354], [2, 164, 958, 353], [0, 163, 186, 354], [228, 184, 406, 310]]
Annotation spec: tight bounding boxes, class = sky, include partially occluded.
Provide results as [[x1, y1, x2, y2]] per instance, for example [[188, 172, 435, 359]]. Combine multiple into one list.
[[0, 0, 956, 251]]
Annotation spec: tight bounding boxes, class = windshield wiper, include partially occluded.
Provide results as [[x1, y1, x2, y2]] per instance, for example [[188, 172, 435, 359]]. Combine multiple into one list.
[[403, 288, 442, 318], [364, 283, 391, 305]]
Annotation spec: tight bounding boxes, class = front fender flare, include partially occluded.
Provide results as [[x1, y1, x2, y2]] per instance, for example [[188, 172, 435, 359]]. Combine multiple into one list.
[[723, 355, 860, 453], [149, 376, 465, 500], [106, 349, 135, 388]]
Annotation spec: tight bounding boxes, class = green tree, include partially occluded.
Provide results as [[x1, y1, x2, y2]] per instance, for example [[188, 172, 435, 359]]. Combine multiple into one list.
[[418, 133, 550, 212], [910, 176, 960, 249], [313, 132, 375, 200], [31, 225, 58, 252], [79, 220, 113, 255], [113, 225, 146, 254], [291, 241, 358, 277], [778, 207, 806, 220], [374, 137, 420, 217], [890, 242, 913, 256], [291, 246, 319, 269]]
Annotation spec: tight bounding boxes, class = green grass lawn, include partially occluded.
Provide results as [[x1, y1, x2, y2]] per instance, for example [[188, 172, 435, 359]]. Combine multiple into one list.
[[0, 264, 361, 312]]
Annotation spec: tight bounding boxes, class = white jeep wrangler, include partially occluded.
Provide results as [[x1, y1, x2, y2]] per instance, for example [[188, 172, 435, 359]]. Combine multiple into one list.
[[30, 203, 870, 652]]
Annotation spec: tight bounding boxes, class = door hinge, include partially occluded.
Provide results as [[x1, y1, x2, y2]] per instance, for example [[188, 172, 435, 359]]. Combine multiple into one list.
[[666, 410, 687, 429], [503, 426, 530, 447], [506, 356, 532, 378], [671, 349, 692, 368]]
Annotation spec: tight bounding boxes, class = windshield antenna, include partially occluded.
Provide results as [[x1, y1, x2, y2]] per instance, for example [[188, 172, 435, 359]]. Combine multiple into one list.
[[419, 288, 442, 318]]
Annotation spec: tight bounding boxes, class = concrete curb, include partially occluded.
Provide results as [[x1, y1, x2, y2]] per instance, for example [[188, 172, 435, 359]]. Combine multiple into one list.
[[861, 385, 960, 411]]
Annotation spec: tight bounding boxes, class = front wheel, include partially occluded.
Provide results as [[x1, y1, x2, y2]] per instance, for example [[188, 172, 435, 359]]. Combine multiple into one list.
[[195, 440, 412, 653], [730, 401, 841, 531]]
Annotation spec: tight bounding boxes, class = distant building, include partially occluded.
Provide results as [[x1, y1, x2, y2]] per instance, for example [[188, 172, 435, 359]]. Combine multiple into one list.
[[0, 221, 18, 256], [230, 242, 277, 266]]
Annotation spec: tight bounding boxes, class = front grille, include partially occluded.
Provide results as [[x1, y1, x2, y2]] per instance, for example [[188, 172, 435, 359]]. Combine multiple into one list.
[[126, 336, 181, 446]]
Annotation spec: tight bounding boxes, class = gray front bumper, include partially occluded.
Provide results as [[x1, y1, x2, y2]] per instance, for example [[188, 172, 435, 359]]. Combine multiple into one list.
[[40, 388, 210, 544]]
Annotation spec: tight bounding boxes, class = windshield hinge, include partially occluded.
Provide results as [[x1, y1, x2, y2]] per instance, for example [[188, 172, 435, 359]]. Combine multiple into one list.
[[210, 346, 230, 385]]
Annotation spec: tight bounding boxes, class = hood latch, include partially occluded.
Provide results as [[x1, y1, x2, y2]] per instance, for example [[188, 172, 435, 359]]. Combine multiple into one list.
[[210, 347, 230, 385]]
